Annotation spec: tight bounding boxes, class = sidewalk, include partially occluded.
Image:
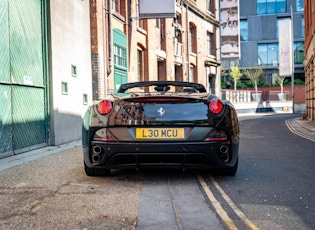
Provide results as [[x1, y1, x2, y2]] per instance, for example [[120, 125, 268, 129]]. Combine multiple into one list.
[[285, 117, 315, 142], [0, 140, 81, 172]]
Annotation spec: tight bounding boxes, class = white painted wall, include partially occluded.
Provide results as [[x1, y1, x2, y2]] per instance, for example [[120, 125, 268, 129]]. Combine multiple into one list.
[[49, 0, 92, 145]]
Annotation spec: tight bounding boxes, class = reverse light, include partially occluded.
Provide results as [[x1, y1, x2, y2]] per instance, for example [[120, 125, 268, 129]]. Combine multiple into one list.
[[209, 99, 224, 114], [97, 100, 113, 115]]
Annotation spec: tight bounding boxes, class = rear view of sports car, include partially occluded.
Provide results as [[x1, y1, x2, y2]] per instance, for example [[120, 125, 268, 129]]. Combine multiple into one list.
[[82, 81, 240, 176]]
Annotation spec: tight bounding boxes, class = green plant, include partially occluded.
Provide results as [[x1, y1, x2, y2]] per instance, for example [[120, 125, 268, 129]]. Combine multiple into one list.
[[243, 66, 263, 93], [229, 65, 242, 91], [294, 79, 304, 84]]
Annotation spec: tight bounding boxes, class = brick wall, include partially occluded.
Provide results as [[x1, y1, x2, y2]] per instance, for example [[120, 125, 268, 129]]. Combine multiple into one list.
[[239, 84, 305, 104]]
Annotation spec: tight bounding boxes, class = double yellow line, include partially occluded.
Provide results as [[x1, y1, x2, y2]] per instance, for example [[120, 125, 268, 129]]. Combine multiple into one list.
[[197, 173, 259, 230]]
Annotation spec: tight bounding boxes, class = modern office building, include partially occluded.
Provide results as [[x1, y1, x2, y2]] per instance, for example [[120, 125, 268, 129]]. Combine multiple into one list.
[[304, 0, 315, 121], [222, 0, 305, 87]]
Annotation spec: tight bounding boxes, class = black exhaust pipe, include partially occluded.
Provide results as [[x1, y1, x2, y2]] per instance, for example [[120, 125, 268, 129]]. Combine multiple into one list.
[[219, 145, 230, 163], [92, 154, 101, 163], [92, 145, 102, 163], [93, 145, 102, 154]]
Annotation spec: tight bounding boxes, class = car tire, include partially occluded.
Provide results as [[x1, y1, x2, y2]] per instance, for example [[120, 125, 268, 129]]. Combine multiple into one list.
[[214, 159, 238, 176], [84, 162, 110, 176], [224, 159, 238, 176]]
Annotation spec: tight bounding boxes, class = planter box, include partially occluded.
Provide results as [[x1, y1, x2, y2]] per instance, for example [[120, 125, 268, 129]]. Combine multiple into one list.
[[277, 93, 287, 101], [252, 92, 261, 102]]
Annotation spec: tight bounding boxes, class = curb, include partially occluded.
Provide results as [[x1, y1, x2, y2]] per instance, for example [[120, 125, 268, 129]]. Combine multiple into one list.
[[0, 140, 81, 172], [285, 118, 315, 142]]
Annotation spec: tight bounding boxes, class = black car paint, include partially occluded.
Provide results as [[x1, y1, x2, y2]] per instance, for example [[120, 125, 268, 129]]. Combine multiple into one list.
[[82, 81, 240, 176]]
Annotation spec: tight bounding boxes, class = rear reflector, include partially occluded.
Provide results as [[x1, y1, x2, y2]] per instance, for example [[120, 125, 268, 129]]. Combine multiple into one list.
[[205, 128, 228, 141], [209, 99, 224, 114], [97, 100, 113, 115]]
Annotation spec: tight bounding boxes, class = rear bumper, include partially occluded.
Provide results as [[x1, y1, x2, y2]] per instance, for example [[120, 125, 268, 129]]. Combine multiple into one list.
[[83, 141, 239, 170]]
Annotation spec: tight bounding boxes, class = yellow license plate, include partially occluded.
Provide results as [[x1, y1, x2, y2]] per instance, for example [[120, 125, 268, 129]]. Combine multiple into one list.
[[136, 128, 185, 139]]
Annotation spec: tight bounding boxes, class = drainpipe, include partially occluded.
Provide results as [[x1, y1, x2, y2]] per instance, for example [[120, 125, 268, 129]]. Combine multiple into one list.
[[102, 0, 107, 97], [107, 0, 113, 77], [185, 3, 190, 82]]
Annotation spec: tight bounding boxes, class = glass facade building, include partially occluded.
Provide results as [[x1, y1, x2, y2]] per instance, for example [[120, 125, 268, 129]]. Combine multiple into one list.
[[223, 0, 305, 85]]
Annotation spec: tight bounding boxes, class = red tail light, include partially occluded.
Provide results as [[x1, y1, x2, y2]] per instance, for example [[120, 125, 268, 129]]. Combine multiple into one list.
[[209, 99, 224, 114], [97, 100, 113, 115]]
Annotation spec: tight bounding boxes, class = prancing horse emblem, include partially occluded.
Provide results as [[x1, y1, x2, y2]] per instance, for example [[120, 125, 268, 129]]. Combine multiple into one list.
[[157, 107, 165, 117]]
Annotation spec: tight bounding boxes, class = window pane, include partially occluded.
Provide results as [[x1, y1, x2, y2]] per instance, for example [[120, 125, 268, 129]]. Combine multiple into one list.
[[277, 0, 286, 13], [268, 44, 278, 66], [240, 20, 248, 41], [207, 32, 211, 55], [267, 0, 276, 14], [294, 42, 304, 64], [257, 0, 266, 14], [206, 0, 211, 11], [258, 44, 268, 65], [302, 17, 304, 38], [258, 43, 278, 66], [189, 67, 194, 82], [296, 0, 304, 11]]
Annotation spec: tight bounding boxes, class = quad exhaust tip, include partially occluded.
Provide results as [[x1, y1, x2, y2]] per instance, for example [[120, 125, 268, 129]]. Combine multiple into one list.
[[92, 145, 102, 163], [219, 145, 230, 163]]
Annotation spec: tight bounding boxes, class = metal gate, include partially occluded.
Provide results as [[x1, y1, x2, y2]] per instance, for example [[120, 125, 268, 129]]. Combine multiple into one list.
[[0, 0, 47, 157]]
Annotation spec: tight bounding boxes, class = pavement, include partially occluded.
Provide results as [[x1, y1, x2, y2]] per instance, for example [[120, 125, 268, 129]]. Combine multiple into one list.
[[285, 116, 315, 142]]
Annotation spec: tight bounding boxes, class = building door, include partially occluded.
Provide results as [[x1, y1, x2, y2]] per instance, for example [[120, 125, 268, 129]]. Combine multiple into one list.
[[0, 0, 47, 157], [113, 29, 128, 92]]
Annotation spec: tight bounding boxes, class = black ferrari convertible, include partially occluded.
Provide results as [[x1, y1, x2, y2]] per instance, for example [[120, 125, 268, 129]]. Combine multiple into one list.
[[82, 81, 239, 176]]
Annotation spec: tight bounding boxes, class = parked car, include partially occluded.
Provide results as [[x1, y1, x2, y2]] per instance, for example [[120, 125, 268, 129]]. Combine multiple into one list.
[[82, 81, 240, 176]]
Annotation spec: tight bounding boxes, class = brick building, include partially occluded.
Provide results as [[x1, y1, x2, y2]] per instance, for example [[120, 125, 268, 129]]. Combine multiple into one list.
[[304, 0, 315, 121], [90, 0, 221, 99]]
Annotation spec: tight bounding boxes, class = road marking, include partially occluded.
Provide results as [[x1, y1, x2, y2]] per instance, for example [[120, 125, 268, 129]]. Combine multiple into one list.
[[196, 173, 238, 230], [285, 119, 315, 142], [209, 176, 260, 230]]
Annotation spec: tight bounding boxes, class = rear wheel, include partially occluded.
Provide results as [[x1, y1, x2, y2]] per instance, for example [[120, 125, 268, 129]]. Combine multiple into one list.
[[215, 159, 238, 176], [224, 159, 238, 176], [84, 162, 110, 177]]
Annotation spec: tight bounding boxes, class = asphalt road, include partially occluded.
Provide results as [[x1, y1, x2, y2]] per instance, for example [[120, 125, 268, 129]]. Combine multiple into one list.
[[136, 114, 315, 230], [203, 114, 315, 230], [0, 114, 314, 229]]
